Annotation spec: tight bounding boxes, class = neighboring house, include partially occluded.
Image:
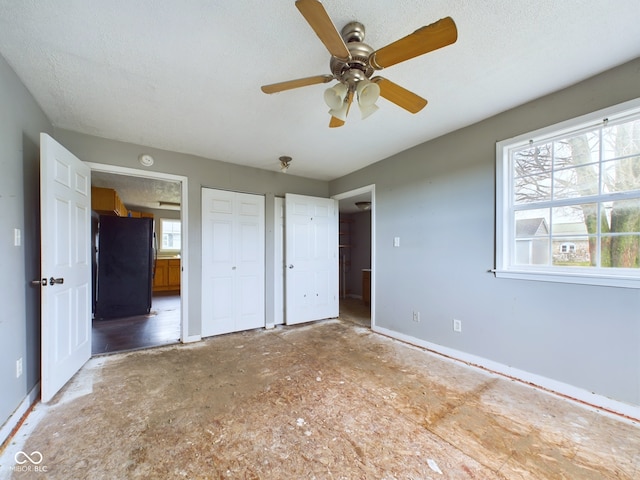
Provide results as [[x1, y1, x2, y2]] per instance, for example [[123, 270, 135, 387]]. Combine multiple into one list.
[[515, 219, 591, 265], [551, 222, 590, 265]]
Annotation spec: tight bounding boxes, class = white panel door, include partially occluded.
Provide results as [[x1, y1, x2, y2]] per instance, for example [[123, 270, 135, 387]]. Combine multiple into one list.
[[202, 188, 264, 336], [40, 133, 92, 403], [285, 194, 338, 325]]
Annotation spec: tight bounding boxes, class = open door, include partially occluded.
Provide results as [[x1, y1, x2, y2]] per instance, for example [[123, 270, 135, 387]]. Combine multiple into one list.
[[40, 133, 92, 403], [285, 194, 338, 325]]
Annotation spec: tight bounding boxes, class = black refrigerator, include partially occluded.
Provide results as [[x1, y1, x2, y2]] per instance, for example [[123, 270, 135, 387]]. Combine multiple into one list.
[[95, 215, 154, 319]]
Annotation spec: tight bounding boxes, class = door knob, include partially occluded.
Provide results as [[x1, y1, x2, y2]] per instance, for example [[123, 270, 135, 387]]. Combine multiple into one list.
[[31, 278, 46, 286], [49, 277, 64, 286], [288, 264, 294, 269]]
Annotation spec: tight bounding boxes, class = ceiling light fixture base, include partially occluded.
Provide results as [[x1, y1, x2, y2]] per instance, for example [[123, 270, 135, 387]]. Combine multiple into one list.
[[138, 154, 154, 167]]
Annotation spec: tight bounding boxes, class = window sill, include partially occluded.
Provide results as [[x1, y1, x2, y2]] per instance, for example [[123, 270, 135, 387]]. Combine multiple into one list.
[[494, 269, 640, 289]]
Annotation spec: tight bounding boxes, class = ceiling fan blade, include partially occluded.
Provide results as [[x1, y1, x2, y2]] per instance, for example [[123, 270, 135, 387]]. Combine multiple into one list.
[[372, 77, 428, 114], [370, 17, 457, 70], [329, 116, 345, 128], [261, 74, 334, 94], [296, 0, 350, 61]]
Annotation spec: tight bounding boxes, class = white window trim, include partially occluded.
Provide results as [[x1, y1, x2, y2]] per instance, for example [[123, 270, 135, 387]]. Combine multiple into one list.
[[496, 97, 640, 289]]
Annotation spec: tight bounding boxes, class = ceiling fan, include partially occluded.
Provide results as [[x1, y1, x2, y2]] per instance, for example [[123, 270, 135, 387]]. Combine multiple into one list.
[[261, 0, 458, 128]]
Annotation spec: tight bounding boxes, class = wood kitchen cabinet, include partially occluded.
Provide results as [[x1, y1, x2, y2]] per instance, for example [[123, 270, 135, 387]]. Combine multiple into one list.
[[91, 187, 128, 217], [153, 258, 181, 293]]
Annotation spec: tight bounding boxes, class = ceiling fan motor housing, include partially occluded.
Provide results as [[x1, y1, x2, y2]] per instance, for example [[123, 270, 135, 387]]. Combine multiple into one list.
[[330, 21, 375, 87]]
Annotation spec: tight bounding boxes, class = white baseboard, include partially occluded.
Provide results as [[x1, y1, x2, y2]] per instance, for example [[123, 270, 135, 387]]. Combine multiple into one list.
[[373, 326, 640, 422], [0, 383, 40, 448], [181, 335, 201, 344]]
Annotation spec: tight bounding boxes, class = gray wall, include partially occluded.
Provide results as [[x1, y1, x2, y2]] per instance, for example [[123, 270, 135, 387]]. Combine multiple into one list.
[[330, 58, 640, 407], [0, 56, 53, 425], [51, 128, 329, 338]]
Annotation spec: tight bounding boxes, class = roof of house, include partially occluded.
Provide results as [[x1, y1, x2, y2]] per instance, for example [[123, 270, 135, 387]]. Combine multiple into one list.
[[515, 218, 548, 237]]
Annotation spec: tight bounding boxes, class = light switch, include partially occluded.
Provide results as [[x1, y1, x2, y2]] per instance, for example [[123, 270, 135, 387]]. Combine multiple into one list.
[[14, 228, 21, 247], [393, 236, 400, 247]]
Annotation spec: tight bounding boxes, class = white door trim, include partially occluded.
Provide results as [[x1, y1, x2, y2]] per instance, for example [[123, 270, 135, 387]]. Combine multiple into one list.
[[332, 184, 376, 328], [85, 162, 193, 343]]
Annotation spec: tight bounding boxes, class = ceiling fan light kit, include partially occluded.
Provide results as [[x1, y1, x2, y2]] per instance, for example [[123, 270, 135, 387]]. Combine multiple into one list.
[[279, 156, 292, 173], [261, 0, 457, 128]]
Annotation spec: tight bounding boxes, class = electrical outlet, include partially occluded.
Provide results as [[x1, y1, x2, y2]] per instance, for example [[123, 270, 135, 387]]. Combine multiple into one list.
[[412, 311, 420, 323], [453, 319, 462, 332], [16, 357, 23, 378]]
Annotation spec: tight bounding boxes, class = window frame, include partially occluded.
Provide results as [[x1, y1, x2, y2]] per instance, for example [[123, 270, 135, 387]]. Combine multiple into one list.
[[496, 97, 640, 289], [158, 218, 182, 254]]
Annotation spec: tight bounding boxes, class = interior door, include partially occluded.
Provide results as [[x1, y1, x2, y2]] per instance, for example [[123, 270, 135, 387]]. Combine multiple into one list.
[[285, 193, 338, 325], [201, 188, 265, 336], [40, 133, 92, 403]]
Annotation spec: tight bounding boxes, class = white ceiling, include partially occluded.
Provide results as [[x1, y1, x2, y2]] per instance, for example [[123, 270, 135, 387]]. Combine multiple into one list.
[[1, 1, 639, 181]]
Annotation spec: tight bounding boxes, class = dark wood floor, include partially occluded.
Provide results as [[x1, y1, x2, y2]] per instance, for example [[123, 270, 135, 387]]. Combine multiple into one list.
[[92, 293, 181, 355], [92, 295, 369, 356]]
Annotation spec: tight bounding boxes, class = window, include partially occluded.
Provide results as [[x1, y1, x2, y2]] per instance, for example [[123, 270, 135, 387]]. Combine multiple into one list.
[[159, 218, 181, 252], [496, 98, 640, 288]]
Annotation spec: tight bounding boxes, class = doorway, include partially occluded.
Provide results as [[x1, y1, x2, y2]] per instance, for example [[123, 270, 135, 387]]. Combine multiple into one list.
[[87, 163, 188, 355], [332, 185, 375, 328]]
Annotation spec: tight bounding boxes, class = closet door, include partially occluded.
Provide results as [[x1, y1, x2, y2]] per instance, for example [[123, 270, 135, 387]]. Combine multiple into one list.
[[202, 188, 264, 336]]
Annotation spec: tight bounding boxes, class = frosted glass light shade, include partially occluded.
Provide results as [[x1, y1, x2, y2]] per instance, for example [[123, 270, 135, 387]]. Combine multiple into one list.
[[356, 81, 380, 107], [329, 101, 349, 121], [359, 102, 379, 119], [324, 83, 348, 110]]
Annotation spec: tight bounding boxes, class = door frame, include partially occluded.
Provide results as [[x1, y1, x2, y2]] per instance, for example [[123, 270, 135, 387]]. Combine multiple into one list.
[[331, 184, 376, 329], [86, 162, 192, 344]]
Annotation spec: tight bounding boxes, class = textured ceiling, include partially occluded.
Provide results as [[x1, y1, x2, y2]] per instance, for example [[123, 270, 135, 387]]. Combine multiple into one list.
[[1, 1, 639, 181]]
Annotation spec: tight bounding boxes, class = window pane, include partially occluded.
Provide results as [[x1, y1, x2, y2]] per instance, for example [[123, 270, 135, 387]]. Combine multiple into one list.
[[161, 219, 181, 250], [514, 172, 552, 204], [553, 236, 592, 267], [551, 205, 594, 266], [601, 234, 640, 269], [603, 119, 640, 160], [552, 164, 600, 199], [553, 130, 600, 170], [514, 209, 550, 265], [513, 143, 552, 175], [609, 199, 640, 233], [551, 204, 594, 230], [602, 156, 640, 193]]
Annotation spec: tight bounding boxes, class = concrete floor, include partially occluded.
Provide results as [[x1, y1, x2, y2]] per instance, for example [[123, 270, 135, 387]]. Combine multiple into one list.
[[1, 307, 638, 479]]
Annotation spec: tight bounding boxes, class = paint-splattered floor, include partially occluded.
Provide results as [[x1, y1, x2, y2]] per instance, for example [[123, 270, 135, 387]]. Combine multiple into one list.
[[2, 313, 638, 479]]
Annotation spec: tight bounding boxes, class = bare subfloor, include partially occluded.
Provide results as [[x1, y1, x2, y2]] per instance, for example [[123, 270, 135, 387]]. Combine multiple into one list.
[[2, 319, 639, 479]]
